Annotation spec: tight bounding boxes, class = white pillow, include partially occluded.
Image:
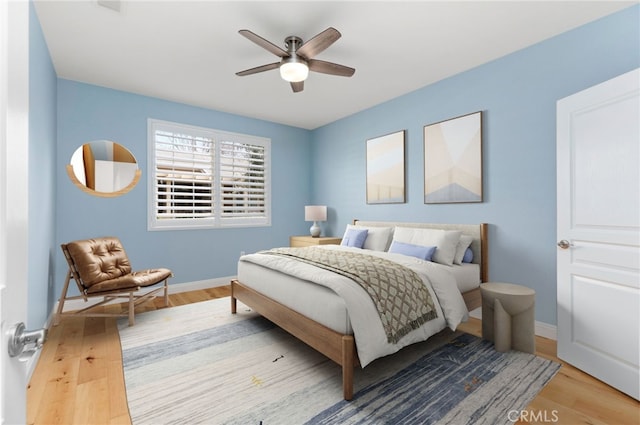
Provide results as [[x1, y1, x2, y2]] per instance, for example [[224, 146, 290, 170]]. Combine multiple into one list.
[[349, 225, 393, 251], [393, 227, 461, 266], [454, 234, 474, 265]]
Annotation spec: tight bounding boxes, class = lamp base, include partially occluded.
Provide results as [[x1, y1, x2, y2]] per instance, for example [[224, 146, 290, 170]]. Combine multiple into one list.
[[309, 222, 321, 238]]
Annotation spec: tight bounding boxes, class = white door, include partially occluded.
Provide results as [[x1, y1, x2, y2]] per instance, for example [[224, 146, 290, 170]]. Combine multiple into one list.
[[557, 68, 640, 401], [1, 1, 30, 423]]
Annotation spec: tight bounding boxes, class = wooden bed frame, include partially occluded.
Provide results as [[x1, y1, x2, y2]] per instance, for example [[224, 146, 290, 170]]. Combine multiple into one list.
[[231, 221, 488, 400]]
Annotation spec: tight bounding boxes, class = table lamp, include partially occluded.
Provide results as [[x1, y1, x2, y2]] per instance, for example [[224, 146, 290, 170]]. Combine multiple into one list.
[[304, 205, 327, 237]]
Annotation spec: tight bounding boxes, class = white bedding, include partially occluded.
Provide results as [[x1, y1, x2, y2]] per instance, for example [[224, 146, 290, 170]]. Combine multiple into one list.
[[238, 245, 469, 367], [237, 259, 353, 334], [451, 263, 481, 292]]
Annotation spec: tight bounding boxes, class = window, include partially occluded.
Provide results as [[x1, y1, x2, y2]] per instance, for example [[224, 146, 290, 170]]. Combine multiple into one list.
[[148, 119, 270, 230]]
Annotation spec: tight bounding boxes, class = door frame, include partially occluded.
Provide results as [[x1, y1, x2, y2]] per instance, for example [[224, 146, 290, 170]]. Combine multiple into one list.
[[1, 1, 30, 423]]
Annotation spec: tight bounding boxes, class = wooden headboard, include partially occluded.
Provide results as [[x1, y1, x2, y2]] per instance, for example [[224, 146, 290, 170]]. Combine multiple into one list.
[[352, 220, 489, 283]]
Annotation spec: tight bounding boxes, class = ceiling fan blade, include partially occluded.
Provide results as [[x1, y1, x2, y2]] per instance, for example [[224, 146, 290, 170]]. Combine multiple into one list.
[[291, 81, 304, 93], [239, 29, 289, 58], [296, 27, 341, 59], [308, 59, 355, 77], [236, 62, 280, 76]]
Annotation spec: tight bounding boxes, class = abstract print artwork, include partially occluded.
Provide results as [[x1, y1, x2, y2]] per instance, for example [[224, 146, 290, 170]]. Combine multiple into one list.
[[424, 111, 483, 203], [366, 130, 406, 204]]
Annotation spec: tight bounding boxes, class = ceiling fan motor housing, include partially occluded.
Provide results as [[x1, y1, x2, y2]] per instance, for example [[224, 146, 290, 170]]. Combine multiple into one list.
[[284, 36, 303, 52], [280, 36, 309, 82]]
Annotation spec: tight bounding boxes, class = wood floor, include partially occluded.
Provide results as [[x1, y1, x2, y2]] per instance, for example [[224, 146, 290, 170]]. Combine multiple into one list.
[[27, 287, 639, 425]]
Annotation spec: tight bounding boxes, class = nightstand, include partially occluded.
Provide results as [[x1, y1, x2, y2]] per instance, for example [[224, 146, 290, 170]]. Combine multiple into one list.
[[289, 235, 342, 247], [480, 282, 536, 354]]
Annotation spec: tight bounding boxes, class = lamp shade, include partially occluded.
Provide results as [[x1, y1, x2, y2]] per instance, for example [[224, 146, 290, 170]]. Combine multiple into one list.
[[305, 205, 327, 222]]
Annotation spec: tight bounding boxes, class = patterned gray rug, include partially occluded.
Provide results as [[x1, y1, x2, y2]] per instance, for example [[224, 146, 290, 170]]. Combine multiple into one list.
[[118, 298, 560, 425]]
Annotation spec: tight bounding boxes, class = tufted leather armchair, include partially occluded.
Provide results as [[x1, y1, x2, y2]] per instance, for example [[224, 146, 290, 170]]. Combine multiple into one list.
[[56, 236, 172, 326]]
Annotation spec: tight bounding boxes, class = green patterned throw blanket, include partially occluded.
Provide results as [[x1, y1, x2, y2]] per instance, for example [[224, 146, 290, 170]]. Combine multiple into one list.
[[261, 247, 438, 344]]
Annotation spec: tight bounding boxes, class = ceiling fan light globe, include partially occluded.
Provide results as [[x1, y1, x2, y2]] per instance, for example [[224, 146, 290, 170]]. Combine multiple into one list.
[[280, 62, 309, 82]]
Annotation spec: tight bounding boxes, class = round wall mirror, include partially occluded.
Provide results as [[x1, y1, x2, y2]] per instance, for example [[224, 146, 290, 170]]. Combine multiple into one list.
[[67, 140, 141, 197]]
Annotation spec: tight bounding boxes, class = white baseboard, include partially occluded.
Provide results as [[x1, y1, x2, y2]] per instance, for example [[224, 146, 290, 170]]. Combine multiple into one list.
[[533, 321, 557, 340], [469, 307, 557, 340], [167, 276, 233, 295]]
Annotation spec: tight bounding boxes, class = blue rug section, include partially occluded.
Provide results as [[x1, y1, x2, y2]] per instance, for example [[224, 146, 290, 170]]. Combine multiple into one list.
[[120, 300, 560, 425], [306, 334, 559, 425], [122, 315, 274, 370]]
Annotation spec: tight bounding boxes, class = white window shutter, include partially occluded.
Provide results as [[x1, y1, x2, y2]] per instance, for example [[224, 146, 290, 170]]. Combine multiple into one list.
[[148, 119, 270, 230]]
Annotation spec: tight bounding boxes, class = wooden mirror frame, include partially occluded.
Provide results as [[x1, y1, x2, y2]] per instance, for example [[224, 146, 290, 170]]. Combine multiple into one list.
[[67, 141, 141, 198]]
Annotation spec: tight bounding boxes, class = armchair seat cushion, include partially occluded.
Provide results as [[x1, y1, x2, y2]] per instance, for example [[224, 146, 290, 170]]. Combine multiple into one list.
[[85, 268, 173, 295]]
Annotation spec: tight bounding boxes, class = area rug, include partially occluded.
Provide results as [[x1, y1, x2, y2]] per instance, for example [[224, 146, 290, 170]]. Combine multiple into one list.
[[118, 298, 560, 425]]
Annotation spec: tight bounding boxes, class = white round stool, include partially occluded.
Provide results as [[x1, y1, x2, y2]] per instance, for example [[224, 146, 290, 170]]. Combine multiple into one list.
[[480, 282, 536, 354]]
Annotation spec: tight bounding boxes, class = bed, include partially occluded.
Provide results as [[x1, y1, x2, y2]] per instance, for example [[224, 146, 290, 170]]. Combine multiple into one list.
[[231, 220, 489, 400]]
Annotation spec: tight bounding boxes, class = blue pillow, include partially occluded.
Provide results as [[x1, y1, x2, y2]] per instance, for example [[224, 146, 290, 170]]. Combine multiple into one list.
[[462, 247, 474, 263], [388, 240, 436, 261], [341, 228, 368, 248]]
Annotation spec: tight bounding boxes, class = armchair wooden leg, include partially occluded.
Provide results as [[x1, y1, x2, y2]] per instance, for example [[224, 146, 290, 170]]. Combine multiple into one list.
[[163, 279, 169, 307], [128, 292, 135, 326]]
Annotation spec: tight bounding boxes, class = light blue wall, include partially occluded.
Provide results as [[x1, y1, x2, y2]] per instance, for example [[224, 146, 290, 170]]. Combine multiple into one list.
[[311, 5, 640, 326], [28, 2, 57, 328], [56, 81, 312, 294]]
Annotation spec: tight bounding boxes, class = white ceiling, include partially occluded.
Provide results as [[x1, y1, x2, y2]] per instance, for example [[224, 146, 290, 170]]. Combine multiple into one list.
[[34, 1, 634, 130]]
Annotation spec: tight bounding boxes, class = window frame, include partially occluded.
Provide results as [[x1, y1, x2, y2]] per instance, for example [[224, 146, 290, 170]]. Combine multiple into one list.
[[147, 119, 271, 231]]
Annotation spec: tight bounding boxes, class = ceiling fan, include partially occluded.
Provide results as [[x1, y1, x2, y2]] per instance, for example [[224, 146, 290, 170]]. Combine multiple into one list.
[[235, 27, 355, 93]]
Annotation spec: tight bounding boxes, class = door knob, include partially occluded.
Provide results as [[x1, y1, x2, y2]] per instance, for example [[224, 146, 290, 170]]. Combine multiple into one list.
[[557, 240, 572, 249], [8, 322, 47, 361]]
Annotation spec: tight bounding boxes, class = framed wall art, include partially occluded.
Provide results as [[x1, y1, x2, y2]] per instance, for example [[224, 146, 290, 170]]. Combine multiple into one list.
[[366, 130, 406, 204], [424, 111, 483, 204]]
